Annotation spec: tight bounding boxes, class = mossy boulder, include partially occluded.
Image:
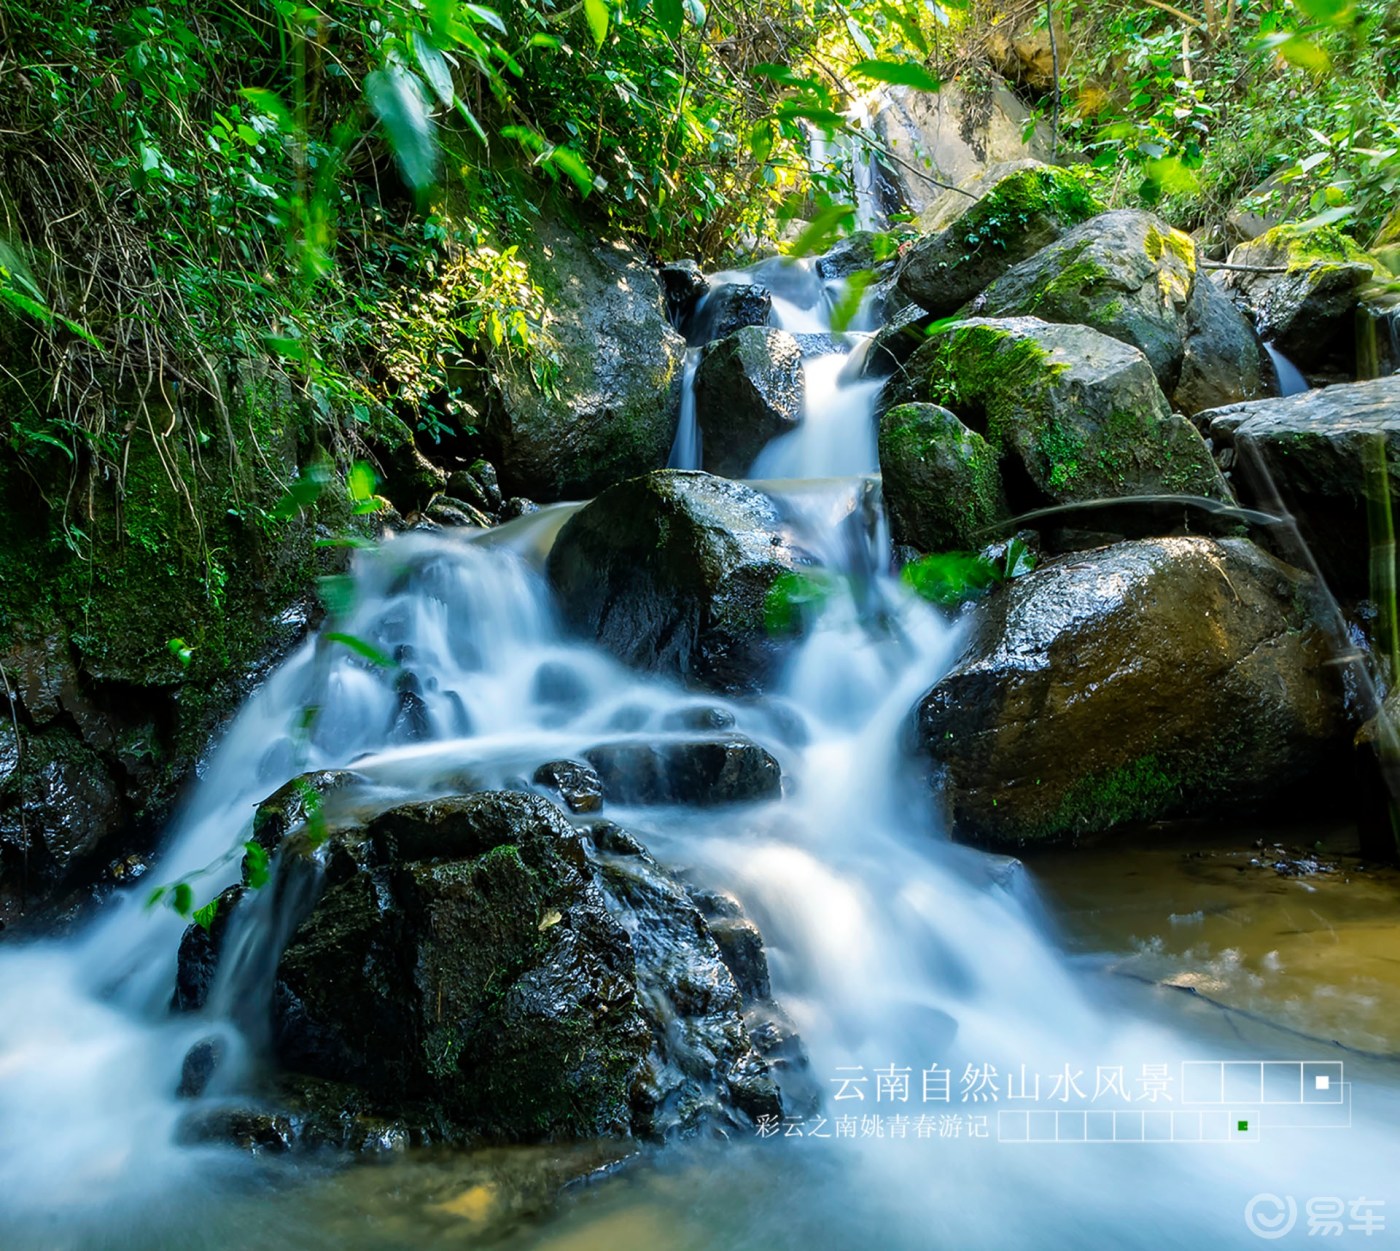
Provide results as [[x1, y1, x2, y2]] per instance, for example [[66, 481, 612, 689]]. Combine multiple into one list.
[[886, 317, 1229, 509], [1202, 374, 1400, 596], [976, 209, 1266, 413], [185, 788, 787, 1143], [877, 403, 1009, 552], [694, 326, 805, 477], [464, 221, 686, 502], [1219, 223, 1389, 371], [546, 470, 812, 694], [896, 163, 1104, 317], [913, 537, 1345, 846]]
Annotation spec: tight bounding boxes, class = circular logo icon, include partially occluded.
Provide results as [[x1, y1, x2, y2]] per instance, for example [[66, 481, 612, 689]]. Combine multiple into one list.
[[1245, 1194, 1298, 1240]]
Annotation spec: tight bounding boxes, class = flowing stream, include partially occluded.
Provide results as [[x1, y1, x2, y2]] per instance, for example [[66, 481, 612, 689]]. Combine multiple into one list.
[[2, 253, 1398, 1251]]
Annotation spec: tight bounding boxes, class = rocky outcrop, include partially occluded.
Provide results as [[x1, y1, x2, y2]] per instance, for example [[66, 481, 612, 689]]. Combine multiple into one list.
[[691, 282, 772, 344], [182, 789, 790, 1146], [1219, 223, 1390, 371], [463, 221, 686, 502], [896, 163, 1103, 317], [878, 403, 1009, 552], [694, 327, 805, 477], [975, 209, 1266, 413], [1203, 375, 1400, 595], [583, 736, 782, 806], [546, 470, 813, 693], [913, 538, 1345, 846], [886, 317, 1229, 510], [873, 81, 1050, 218]]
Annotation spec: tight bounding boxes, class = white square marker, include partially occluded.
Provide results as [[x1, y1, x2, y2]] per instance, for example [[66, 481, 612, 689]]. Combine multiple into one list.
[[1315, 1075, 1331, 1090]]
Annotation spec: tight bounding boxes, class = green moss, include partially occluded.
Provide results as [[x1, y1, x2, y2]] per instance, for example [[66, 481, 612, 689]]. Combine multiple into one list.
[[1144, 224, 1197, 272], [957, 166, 1104, 257], [1041, 754, 1182, 839], [1255, 222, 1381, 273]]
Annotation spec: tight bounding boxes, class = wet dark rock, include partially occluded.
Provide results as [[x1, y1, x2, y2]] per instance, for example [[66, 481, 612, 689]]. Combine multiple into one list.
[[424, 497, 493, 528], [500, 497, 539, 521], [532, 759, 605, 813], [189, 787, 793, 1146], [584, 737, 782, 807], [173, 884, 245, 1012], [878, 403, 1009, 552], [839, 304, 935, 383], [913, 537, 1346, 847], [660, 704, 737, 732], [547, 470, 814, 694], [1203, 376, 1400, 596], [816, 231, 890, 282], [178, 1106, 294, 1155], [659, 259, 709, 328], [247, 771, 363, 872], [694, 327, 805, 477], [178, 1037, 225, 1099], [696, 282, 771, 343], [462, 221, 686, 502]]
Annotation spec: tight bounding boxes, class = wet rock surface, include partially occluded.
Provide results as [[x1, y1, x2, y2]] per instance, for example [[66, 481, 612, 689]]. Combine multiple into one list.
[[178, 788, 794, 1147], [583, 736, 782, 807], [913, 537, 1346, 847], [694, 327, 805, 478], [546, 470, 813, 694]]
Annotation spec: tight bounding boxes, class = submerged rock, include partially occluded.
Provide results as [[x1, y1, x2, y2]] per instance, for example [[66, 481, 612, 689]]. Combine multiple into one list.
[[878, 403, 1009, 552], [463, 222, 685, 502], [694, 326, 805, 477], [531, 759, 604, 813], [975, 209, 1265, 412], [887, 317, 1228, 511], [546, 470, 812, 694], [583, 736, 782, 806], [896, 162, 1103, 317], [913, 537, 1345, 846], [1203, 375, 1400, 595], [1219, 223, 1388, 371]]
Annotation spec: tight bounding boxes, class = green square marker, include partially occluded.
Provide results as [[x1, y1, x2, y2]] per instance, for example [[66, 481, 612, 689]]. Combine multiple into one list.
[[1237, 1120, 1249, 1132]]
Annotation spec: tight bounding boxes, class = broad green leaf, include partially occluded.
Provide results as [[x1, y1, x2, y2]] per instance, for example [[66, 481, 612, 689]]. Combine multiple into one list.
[[655, 0, 683, 39], [850, 59, 942, 94], [1276, 35, 1331, 73], [584, 0, 609, 48], [243, 840, 271, 890], [463, 3, 508, 33], [239, 87, 293, 130], [786, 201, 856, 258], [193, 898, 220, 933], [828, 269, 874, 333], [413, 39, 455, 107], [167, 637, 194, 667], [364, 65, 438, 196], [546, 145, 597, 195], [172, 881, 194, 919]]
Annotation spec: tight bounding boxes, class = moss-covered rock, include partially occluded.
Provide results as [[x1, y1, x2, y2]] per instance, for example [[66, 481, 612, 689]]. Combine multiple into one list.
[[0, 367, 352, 927], [462, 221, 686, 502], [886, 317, 1229, 509], [877, 403, 1009, 552], [896, 163, 1104, 317], [694, 326, 804, 477], [1220, 223, 1389, 370], [913, 537, 1345, 846], [184, 788, 788, 1143], [546, 470, 812, 694], [975, 209, 1266, 413]]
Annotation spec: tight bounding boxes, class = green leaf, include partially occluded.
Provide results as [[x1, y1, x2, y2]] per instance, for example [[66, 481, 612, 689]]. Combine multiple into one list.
[[1275, 35, 1331, 73], [683, 0, 706, 26], [413, 39, 455, 108], [172, 881, 194, 919], [346, 460, 384, 513], [655, 0, 683, 39], [193, 898, 220, 933], [545, 145, 598, 195], [828, 269, 874, 333], [850, 59, 941, 94], [583, 0, 609, 49], [167, 637, 194, 667], [270, 460, 332, 520], [901, 552, 1002, 606], [325, 631, 396, 668], [243, 840, 271, 890], [786, 202, 856, 258], [462, 3, 508, 33], [364, 65, 438, 196]]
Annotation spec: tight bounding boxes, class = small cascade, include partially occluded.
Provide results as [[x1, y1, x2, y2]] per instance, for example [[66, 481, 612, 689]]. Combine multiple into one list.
[[1264, 342, 1310, 395]]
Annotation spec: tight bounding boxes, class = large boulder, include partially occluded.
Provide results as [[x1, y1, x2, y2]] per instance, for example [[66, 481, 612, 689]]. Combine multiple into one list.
[[896, 163, 1104, 317], [873, 81, 1050, 218], [886, 317, 1229, 508], [464, 222, 686, 502], [975, 209, 1266, 412], [583, 736, 782, 806], [546, 471, 812, 693], [878, 403, 1009, 552], [1218, 223, 1389, 371], [694, 327, 805, 477], [913, 538, 1345, 846], [1203, 375, 1400, 595], [186, 789, 787, 1145]]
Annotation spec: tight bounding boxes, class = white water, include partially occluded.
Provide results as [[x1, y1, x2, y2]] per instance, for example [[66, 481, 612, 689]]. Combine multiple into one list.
[[1264, 342, 1310, 396], [3, 235, 1399, 1248]]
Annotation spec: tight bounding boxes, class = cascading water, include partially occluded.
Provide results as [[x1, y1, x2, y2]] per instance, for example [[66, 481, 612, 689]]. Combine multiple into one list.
[[3, 240, 1398, 1250]]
